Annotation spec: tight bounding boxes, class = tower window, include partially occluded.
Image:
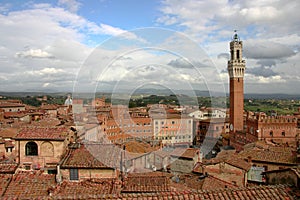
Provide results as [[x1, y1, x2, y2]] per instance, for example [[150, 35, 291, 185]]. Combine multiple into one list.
[[237, 50, 240, 59], [270, 131, 273, 137], [231, 50, 234, 60], [238, 78, 240, 82], [282, 131, 285, 136]]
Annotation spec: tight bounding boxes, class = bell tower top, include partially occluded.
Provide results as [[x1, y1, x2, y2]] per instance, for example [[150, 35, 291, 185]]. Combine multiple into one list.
[[228, 30, 245, 78], [232, 30, 240, 42]]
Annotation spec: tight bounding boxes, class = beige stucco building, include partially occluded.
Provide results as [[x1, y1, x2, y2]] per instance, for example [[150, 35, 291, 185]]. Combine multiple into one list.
[[15, 126, 70, 173]]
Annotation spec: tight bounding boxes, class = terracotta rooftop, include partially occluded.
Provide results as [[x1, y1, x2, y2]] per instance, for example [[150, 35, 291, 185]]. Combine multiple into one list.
[[49, 178, 122, 198], [201, 175, 237, 190], [238, 148, 297, 165], [225, 155, 252, 171], [0, 127, 18, 138], [122, 172, 171, 193], [40, 104, 58, 110], [0, 174, 12, 196], [0, 163, 18, 174], [119, 185, 295, 200], [195, 150, 251, 172], [2, 170, 56, 199], [4, 111, 28, 118], [171, 148, 199, 159], [0, 102, 25, 108], [124, 141, 158, 154], [15, 126, 69, 140], [30, 118, 62, 126], [181, 174, 237, 191], [44, 185, 296, 199], [60, 143, 121, 169]]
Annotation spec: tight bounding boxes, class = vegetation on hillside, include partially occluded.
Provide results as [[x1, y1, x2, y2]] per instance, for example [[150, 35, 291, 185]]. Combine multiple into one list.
[[1, 93, 299, 115]]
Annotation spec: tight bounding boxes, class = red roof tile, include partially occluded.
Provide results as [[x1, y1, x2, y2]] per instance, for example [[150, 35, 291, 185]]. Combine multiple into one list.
[[40, 104, 58, 110], [60, 143, 120, 169], [238, 148, 297, 165], [31, 118, 61, 126], [15, 126, 68, 140], [4, 111, 28, 118], [225, 156, 251, 171], [49, 178, 122, 198], [0, 127, 18, 138], [171, 148, 199, 159], [122, 172, 171, 192], [2, 170, 56, 199], [0, 174, 12, 196], [0, 162, 18, 174], [53, 185, 295, 199], [200, 151, 253, 171], [0, 102, 25, 108]]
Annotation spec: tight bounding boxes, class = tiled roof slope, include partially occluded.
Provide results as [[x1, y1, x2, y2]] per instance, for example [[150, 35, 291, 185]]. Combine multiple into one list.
[[120, 185, 295, 199], [60, 143, 120, 169], [171, 148, 199, 159], [15, 126, 68, 140], [200, 151, 251, 171], [0, 163, 18, 174], [49, 178, 122, 198], [238, 148, 297, 165], [0, 128, 18, 138], [122, 172, 170, 192], [47, 185, 295, 200], [84, 142, 122, 169], [0, 174, 12, 196], [2, 170, 55, 199], [225, 155, 252, 171], [0, 102, 25, 108]]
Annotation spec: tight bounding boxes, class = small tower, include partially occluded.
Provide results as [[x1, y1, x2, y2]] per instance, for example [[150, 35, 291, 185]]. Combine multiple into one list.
[[228, 31, 246, 133]]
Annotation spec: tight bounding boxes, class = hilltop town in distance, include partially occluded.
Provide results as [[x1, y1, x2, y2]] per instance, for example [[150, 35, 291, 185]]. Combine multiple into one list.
[[0, 34, 299, 199]]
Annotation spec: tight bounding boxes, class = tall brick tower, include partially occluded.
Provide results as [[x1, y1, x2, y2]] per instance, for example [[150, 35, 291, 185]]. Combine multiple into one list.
[[228, 31, 245, 133]]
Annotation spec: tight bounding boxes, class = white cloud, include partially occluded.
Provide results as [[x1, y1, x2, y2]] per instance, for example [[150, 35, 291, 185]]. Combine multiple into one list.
[[239, 6, 278, 22], [157, 0, 300, 93], [15, 49, 54, 59], [0, 2, 142, 92], [42, 82, 50, 87], [158, 0, 300, 40], [244, 40, 296, 59], [99, 23, 126, 35], [58, 0, 81, 13]]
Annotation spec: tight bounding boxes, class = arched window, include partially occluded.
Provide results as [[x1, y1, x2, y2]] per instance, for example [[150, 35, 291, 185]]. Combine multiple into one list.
[[25, 141, 38, 156], [41, 142, 54, 157]]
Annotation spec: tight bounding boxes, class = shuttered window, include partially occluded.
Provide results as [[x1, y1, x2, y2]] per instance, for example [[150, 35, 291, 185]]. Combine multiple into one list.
[[70, 169, 78, 180]]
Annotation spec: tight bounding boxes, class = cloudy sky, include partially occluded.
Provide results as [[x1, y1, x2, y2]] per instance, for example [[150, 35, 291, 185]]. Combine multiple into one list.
[[0, 0, 299, 94]]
